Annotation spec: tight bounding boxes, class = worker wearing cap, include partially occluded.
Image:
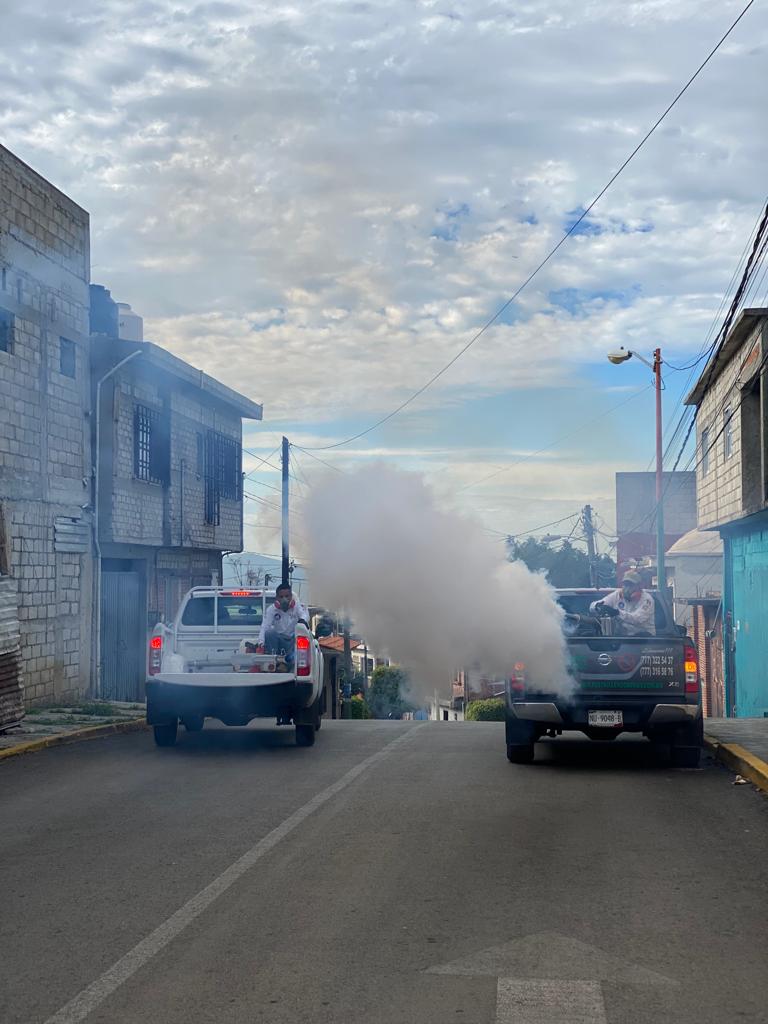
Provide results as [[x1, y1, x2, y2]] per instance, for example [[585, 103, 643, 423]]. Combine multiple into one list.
[[590, 571, 656, 636]]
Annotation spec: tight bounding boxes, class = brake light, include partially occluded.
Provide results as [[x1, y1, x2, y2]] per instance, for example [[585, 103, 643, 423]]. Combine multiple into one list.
[[227, 590, 252, 597], [296, 634, 311, 677], [684, 644, 699, 694], [510, 662, 526, 693], [148, 633, 163, 675]]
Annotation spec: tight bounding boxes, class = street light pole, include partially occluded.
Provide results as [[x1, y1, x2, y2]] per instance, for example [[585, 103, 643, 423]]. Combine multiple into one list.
[[653, 348, 665, 592], [607, 345, 665, 589]]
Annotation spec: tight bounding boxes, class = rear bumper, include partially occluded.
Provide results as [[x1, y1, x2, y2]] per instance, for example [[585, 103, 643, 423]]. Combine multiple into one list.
[[146, 679, 315, 725], [509, 698, 701, 730]]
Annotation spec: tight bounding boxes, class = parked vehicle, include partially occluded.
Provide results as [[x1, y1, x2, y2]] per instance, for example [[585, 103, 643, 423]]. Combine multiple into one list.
[[146, 587, 324, 748], [504, 588, 703, 766]]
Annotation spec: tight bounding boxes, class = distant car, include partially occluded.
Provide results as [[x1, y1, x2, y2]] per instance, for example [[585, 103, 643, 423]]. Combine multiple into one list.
[[504, 588, 703, 766], [145, 587, 324, 748]]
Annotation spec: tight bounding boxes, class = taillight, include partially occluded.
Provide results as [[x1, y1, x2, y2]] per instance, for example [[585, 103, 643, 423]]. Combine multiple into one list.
[[296, 635, 311, 677], [510, 661, 526, 693], [684, 644, 699, 694], [148, 633, 163, 675]]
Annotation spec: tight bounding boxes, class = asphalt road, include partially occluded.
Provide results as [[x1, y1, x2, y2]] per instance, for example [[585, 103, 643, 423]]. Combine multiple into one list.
[[2, 721, 767, 1024]]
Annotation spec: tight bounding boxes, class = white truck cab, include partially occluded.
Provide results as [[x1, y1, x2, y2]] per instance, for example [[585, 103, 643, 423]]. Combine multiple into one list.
[[145, 587, 324, 748]]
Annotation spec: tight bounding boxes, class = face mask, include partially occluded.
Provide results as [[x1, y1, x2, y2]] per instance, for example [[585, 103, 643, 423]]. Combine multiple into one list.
[[279, 598, 291, 611]]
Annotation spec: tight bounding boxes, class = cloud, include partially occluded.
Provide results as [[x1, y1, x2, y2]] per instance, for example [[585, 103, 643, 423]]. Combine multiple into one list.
[[2, 0, 766, 538]]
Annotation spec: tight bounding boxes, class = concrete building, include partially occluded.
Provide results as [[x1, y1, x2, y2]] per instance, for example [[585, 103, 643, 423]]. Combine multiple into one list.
[[665, 528, 723, 628], [615, 471, 696, 578], [0, 144, 94, 707], [91, 288, 263, 701], [686, 307, 768, 718]]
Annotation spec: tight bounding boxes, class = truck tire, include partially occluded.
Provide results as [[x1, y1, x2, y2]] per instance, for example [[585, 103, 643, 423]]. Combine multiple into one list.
[[296, 723, 316, 747], [671, 745, 700, 768], [507, 743, 535, 764], [670, 716, 703, 768], [153, 720, 178, 747]]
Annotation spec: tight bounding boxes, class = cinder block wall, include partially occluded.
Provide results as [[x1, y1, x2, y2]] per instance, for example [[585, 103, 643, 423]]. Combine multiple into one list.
[[0, 145, 93, 704]]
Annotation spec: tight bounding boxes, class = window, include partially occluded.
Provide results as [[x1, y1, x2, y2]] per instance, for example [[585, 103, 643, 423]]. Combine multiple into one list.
[[59, 337, 76, 378], [1, 268, 5, 291], [701, 427, 710, 476], [204, 430, 242, 525], [179, 594, 264, 627], [0, 308, 13, 353], [133, 404, 169, 484], [723, 406, 733, 459]]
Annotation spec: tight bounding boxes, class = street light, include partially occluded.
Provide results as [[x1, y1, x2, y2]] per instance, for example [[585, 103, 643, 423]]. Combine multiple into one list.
[[607, 346, 666, 591]]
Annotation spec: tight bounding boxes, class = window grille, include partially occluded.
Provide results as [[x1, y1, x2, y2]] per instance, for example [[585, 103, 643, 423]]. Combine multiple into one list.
[[133, 404, 169, 484], [204, 430, 242, 525]]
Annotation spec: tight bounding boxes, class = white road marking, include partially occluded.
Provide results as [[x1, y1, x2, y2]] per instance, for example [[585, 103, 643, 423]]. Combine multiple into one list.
[[44, 725, 424, 1024], [496, 979, 607, 1024]]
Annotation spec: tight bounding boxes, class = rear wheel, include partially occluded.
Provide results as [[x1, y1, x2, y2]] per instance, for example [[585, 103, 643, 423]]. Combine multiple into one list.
[[671, 716, 703, 768], [507, 743, 535, 764], [153, 720, 178, 747], [671, 745, 701, 768], [296, 723, 316, 747]]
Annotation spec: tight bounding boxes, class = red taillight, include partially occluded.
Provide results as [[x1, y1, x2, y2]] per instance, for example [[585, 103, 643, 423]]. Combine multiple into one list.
[[510, 661, 526, 692], [296, 634, 311, 677], [227, 590, 252, 597], [148, 634, 163, 675], [684, 644, 699, 694]]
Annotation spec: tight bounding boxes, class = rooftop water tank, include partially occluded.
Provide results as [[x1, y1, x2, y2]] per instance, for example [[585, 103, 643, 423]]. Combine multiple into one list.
[[116, 302, 144, 342]]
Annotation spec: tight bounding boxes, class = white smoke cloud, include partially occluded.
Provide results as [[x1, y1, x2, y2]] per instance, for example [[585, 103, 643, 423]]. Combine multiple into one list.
[[303, 463, 572, 703]]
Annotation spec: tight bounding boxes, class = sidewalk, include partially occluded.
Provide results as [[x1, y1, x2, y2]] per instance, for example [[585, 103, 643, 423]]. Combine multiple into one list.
[[0, 701, 147, 759], [704, 717, 768, 793]]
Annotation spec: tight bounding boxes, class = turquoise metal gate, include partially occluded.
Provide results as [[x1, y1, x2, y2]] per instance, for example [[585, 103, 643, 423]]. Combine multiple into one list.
[[730, 529, 768, 718]]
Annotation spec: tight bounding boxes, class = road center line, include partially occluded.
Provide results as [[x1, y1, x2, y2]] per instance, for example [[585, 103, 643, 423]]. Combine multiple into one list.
[[44, 725, 425, 1024]]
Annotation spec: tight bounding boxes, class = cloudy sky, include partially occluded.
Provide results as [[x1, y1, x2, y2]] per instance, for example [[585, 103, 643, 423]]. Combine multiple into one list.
[[3, 0, 767, 556]]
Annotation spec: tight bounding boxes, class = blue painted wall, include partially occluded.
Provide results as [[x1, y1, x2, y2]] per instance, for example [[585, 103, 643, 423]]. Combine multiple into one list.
[[725, 517, 768, 717]]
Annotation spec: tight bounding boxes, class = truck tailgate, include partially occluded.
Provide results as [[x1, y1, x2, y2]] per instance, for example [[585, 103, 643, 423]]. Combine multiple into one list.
[[568, 637, 685, 696]]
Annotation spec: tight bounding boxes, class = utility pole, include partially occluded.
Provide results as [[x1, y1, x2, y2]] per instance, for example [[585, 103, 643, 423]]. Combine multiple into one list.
[[653, 348, 666, 592], [342, 618, 352, 719], [281, 436, 290, 585], [583, 504, 598, 587]]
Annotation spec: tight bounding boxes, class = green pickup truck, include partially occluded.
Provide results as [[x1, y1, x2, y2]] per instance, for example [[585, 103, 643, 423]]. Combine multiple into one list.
[[504, 588, 703, 767]]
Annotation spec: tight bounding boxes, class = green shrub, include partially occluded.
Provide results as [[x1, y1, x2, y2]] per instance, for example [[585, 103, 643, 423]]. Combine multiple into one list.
[[465, 698, 505, 721], [349, 696, 373, 719]]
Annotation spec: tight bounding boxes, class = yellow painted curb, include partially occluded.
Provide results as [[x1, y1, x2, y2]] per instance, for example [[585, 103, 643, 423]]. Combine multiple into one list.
[[704, 735, 768, 795], [0, 718, 149, 762]]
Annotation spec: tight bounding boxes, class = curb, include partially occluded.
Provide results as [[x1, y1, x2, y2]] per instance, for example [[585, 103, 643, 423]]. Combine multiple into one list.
[[0, 718, 149, 763], [704, 735, 768, 794]]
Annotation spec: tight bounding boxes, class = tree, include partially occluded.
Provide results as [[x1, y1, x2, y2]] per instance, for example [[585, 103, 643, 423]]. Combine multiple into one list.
[[508, 537, 616, 589], [368, 666, 411, 719]]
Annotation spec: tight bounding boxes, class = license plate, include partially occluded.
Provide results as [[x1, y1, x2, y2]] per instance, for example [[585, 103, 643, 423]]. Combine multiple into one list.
[[588, 710, 623, 727]]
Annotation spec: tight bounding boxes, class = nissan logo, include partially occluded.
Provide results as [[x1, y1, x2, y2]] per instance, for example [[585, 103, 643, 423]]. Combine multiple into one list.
[[598, 653, 612, 667]]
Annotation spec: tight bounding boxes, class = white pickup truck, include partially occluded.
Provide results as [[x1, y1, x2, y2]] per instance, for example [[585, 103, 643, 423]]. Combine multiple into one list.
[[145, 586, 324, 748]]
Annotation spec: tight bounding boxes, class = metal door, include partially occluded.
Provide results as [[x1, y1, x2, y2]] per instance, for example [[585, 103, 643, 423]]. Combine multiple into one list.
[[101, 571, 144, 701], [731, 530, 768, 717]]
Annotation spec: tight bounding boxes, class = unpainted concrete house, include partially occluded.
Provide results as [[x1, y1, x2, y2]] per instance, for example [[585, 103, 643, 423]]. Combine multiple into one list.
[[91, 288, 263, 701], [686, 307, 768, 718], [0, 144, 93, 712]]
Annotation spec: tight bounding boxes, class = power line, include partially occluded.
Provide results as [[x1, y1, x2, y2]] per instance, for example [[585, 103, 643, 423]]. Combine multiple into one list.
[[242, 444, 281, 481], [511, 512, 582, 540], [291, 444, 345, 474], [302, 0, 757, 453]]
